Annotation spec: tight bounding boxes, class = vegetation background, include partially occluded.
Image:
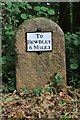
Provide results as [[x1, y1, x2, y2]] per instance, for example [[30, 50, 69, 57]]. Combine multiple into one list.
[[1, 2, 80, 92]]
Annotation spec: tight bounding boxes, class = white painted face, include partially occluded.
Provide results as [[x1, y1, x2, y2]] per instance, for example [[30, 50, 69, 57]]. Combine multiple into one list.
[[26, 32, 52, 52]]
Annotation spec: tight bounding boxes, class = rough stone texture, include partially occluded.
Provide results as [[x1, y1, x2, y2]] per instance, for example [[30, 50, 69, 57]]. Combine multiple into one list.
[[15, 17, 66, 90]]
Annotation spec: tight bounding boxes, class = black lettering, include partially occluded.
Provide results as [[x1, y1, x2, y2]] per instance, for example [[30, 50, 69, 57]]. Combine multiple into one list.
[[34, 45, 39, 49], [35, 34, 40, 38], [29, 46, 32, 50], [34, 41, 38, 44], [40, 35, 43, 38], [39, 40, 43, 44], [35, 34, 43, 38], [27, 40, 33, 44]]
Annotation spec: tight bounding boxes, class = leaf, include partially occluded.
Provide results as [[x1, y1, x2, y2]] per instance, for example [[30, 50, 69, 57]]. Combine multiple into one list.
[[14, 6, 21, 13], [8, 86, 15, 91], [6, 2, 12, 8], [0, 16, 3, 20], [2, 56, 7, 65], [72, 33, 79, 45], [20, 92, 24, 97], [0, 106, 2, 113], [38, 11, 44, 15], [70, 63, 78, 69], [33, 88, 41, 96], [62, 115, 69, 120], [20, 3, 26, 10], [72, 33, 78, 38], [9, 31, 15, 36], [74, 111, 78, 119], [59, 99, 65, 104], [74, 39, 79, 46], [0, 58, 1, 64], [23, 88, 28, 94], [21, 14, 27, 19], [40, 6, 48, 12], [59, 92, 65, 98], [65, 34, 71, 41], [0, 2, 5, 6], [5, 97, 14, 102], [34, 6, 40, 11], [26, 3, 32, 9], [48, 9, 55, 15], [15, 19, 19, 23], [70, 58, 78, 64]]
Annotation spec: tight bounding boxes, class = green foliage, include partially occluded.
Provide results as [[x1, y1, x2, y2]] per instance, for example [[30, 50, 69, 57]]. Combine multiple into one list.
[[54, 73, 63, 86], [50, 73, 63, 86], [34, 6, 41, 11], [18, 87, 28, 96], [33, 88, 42, 97], [42, 86, 52, 93], [65, 32, 80, 87], [2, 97, 14, 102], [3, 82, 15, 93], [20, 13, 27, 19], [61, 115, 69, 120], [26, 3, 32, 9], [59, 99, 66, 105], [50, 73, 63, 93], [48, 9, 55, 15], [40, 6, 48, 12], [2, 56, 7, 65]]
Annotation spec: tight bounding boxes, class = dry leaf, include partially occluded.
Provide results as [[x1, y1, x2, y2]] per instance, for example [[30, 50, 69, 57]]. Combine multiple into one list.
[[28, 90, 33, 94], [20, 92, 24, 97], [74, 111, 78, 118], [59, 92, 65, 98], [65, 95, 72, 100]]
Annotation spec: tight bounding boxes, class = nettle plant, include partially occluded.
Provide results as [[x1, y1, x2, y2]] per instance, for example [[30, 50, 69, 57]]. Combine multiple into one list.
[[65, 32, 80, 87]]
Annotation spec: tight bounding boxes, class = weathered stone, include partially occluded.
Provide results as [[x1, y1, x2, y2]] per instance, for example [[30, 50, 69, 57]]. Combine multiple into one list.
[[15, 17, 66, 90]]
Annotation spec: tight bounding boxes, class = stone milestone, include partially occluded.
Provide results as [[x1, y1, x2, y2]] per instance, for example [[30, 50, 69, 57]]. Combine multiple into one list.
[[15, 17, 66, 90]]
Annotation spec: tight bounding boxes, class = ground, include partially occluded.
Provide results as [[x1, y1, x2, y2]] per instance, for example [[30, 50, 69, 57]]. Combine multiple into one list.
[[1, 83, 80, 119]]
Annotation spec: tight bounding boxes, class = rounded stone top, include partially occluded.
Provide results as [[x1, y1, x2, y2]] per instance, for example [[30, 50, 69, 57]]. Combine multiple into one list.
[[16, 17, 64, 36]]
